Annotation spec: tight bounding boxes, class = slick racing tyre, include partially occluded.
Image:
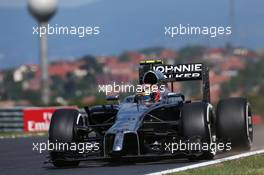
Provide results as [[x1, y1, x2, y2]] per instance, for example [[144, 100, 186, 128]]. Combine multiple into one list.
[[181, 102, 215, 160], [49, 109, 80, 167], [216, 98, 253, 150]]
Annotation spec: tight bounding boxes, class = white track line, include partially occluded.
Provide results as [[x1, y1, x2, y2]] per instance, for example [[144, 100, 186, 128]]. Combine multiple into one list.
[[146, 149, 264, 175]]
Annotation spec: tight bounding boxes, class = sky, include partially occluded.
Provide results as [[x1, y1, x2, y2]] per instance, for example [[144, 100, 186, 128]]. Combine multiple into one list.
[[0, 0, 98, 8], [0, 0, 263, 68]]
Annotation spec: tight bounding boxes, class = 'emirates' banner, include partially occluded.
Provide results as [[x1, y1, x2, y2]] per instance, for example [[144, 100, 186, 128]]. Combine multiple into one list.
[[23, 107, 75, 132], [24, 108, 56, 132]]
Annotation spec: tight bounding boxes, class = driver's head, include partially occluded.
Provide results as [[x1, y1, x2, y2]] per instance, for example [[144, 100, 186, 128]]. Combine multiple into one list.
[[151, 91, 161, 102], [143, 93, 151, 102], [141, 84, 161, 103]]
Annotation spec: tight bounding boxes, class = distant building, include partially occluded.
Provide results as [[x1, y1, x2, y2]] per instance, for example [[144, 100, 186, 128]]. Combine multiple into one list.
[[159, 49, 177, 64], [13, 65, 38, 82], [220, 56, 245, 72], [49, 61, 78, 79], [22, 78, 41, 91], [125, 52, 145, 64], [204, 48, 225, 61]]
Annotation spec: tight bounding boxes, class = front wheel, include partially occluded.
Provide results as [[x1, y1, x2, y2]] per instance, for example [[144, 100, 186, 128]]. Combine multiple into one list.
[[216, 98, 253, 150], [49, 109, 80, 167], [181, 102, 216, 160]]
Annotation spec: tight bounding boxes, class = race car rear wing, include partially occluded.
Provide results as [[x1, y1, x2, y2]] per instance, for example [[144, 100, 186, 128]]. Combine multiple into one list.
[[139, 60, 211, 103]]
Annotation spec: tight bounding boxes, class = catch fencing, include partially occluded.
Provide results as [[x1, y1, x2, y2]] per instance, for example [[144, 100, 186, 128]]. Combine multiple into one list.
[[0, 108, 24, 132]]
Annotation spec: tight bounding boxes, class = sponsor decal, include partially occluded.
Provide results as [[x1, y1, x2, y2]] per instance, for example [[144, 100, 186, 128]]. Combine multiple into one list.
[[23, 108, 56, 132], [153, 63, 203, 80]]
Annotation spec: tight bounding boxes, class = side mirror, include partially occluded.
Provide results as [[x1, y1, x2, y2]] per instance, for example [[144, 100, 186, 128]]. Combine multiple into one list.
[[106, 95, 119, 103], [134, 93, 144, 104], [134, 95, 139, 103]]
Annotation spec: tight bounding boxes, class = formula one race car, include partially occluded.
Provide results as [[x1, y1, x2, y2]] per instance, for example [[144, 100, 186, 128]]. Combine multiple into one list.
[[48, 60, 253, 167]]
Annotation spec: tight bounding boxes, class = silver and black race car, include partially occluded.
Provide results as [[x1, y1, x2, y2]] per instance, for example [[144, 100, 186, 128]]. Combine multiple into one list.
[[48, 60, 253, 167]]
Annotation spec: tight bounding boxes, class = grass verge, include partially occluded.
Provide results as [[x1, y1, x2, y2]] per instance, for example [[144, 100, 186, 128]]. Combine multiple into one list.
[[0, 132, 47, 138], [169, 154, 264, 175]]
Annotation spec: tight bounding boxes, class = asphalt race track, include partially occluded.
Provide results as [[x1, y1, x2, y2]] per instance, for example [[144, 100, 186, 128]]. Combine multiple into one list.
[[1, 125, 264, 175]]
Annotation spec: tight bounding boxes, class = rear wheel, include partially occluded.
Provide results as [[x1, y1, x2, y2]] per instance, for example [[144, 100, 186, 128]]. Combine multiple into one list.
[[49, 109, 80, 167], [216, 98, 253, 150], [181, 102, 216, 160]]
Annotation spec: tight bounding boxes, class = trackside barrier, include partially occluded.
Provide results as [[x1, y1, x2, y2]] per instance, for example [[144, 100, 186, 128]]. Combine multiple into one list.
[[0, 107, 262, 132], [0, 108, 23, 132], [23, 108, 57, 132], [0, 106, 76, 132]]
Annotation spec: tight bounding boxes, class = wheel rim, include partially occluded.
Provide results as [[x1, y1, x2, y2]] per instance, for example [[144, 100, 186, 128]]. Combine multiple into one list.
[[246, 103, 253, 146], [206, 104, 216, 155]]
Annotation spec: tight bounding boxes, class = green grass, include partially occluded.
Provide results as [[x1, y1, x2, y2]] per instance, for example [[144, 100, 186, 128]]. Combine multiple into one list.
[[169, 154, 264, 175], [0, 132, 47, 138]]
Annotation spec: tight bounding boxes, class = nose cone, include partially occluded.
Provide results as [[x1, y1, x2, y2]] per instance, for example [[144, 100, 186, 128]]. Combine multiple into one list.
[[105, 103, 147, 156], [106, 132, 140, 157], [113, 145, 122, 152], [112, 132, 124, 152]]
